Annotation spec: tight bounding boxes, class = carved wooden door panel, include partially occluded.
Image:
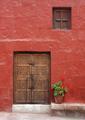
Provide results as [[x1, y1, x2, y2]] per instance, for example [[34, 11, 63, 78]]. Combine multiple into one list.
[[14, 53, 50, 104]]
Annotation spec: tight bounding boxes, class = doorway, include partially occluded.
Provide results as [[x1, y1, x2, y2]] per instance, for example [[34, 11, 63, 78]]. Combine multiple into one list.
[[13, 52, 51, 104]]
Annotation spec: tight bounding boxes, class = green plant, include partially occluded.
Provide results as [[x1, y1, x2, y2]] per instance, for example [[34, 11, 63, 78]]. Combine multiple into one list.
[[52, 80, 68, 97]]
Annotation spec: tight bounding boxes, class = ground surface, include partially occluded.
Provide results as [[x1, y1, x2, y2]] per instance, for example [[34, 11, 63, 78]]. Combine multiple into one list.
[[0, 112, 85, 120]]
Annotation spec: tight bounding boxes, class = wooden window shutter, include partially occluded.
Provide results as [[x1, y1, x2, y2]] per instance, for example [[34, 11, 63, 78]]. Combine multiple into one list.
[[53, 8, 71, 29]]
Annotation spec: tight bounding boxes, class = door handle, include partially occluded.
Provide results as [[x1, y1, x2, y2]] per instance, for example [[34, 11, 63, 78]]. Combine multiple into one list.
[[29, 74, 34, 89], [30, 74, 34, 89]]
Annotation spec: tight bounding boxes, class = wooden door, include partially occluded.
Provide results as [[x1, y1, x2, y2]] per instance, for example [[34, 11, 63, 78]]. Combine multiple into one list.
[[14, 52, 50, 104]]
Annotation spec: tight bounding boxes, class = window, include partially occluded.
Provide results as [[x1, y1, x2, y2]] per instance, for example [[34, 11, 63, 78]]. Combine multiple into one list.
[[53, 8, 71, 29]]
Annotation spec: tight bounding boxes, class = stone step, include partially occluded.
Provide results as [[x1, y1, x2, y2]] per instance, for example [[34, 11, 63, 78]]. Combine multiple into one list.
[[51, 103, 85, 118]]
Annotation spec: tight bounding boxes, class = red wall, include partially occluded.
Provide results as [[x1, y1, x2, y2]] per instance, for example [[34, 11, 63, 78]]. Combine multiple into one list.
[[0, 0, 85, 111]]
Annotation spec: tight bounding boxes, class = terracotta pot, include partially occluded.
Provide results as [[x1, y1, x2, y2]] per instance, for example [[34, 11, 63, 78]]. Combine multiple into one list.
[[54, 96, 64, 104]]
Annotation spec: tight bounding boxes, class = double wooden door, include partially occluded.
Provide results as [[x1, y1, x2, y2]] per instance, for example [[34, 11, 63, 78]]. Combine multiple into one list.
[[14, 53, 50, 104]]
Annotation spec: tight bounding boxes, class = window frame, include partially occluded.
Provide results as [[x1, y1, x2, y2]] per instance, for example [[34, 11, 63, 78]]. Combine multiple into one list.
[[53, 7, 71, 30]]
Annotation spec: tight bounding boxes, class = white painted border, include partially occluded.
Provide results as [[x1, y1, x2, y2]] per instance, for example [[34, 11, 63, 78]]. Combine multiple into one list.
[[12, 104, 51, 113]]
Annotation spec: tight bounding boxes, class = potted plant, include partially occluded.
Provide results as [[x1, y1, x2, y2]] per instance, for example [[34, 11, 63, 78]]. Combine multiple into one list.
[[52, 80, 68, 104]]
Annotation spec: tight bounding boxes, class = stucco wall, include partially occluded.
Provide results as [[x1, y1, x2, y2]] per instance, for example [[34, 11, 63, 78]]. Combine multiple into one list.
[[0, 0, 85, 111]]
